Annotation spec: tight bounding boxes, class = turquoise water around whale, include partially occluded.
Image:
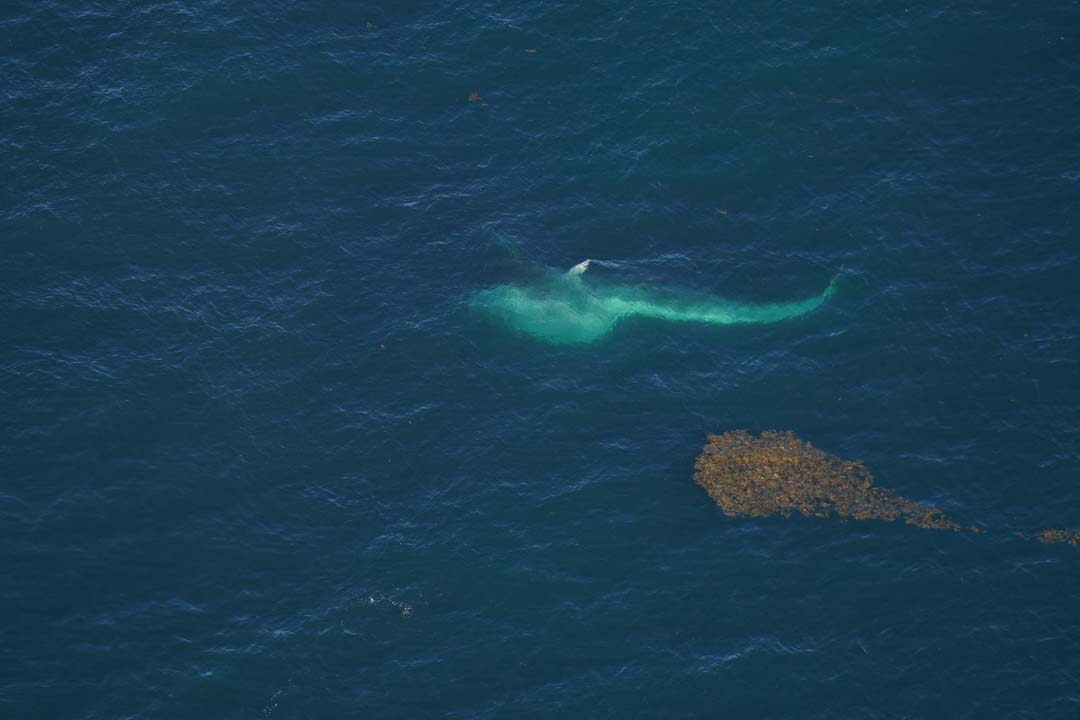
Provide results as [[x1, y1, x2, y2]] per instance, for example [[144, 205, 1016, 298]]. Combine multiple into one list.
[[4, 1, 1080, 718], [470, 262, 840, 344]]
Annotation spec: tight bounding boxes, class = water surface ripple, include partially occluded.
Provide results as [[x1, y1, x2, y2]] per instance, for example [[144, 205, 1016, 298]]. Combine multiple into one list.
[[4, 1, 1080, 717]]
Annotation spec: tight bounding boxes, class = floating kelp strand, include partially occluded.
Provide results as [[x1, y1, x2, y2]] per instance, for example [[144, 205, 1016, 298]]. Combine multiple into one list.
[[1032, 529, 1080, 547]]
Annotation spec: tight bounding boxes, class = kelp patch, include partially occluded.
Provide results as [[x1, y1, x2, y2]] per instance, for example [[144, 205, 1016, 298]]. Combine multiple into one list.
[[693, 430, 972, 531]]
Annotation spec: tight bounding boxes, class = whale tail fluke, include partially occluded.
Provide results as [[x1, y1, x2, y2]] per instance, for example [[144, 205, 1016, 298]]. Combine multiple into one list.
[[821, 266, 846, 300]]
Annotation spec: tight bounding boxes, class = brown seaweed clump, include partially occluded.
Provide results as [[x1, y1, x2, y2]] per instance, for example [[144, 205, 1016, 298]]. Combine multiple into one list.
[[1034, 529, 1080, 547], [694, 430, 970, 531]]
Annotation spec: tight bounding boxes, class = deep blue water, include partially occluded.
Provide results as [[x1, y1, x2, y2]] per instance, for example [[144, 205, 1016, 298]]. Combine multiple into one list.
[[5, 1, 1080, 717]]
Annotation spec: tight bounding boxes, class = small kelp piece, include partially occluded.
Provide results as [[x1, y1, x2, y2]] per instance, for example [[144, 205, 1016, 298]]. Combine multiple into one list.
[[1034, 529, 1080, 547], [693, 430, 965, 531]]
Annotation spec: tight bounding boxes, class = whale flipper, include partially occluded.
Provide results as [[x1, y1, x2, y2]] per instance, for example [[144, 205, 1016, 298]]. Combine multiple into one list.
[[568, 259, 591, 276]]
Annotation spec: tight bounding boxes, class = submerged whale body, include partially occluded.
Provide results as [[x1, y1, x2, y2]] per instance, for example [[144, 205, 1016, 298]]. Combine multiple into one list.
[[470, 260, 839, 345]]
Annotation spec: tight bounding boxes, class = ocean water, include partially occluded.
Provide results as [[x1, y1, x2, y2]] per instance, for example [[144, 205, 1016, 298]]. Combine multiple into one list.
[[4, 1, 1080, 717]]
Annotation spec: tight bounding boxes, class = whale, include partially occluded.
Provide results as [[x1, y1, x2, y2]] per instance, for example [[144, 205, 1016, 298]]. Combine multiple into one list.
[[469, 258, 839, 345]]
